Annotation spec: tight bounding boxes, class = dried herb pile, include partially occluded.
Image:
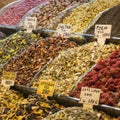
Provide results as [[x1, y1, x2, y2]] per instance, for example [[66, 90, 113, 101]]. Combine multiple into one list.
[[62, 0, 120, 34], [3, 37, 76, 85], [0, 31, 40, 67], [20, 0, 78, 29], [33, 42, 119, 95], [85, 4, 120, 44], [0, 86, 64, 120], [43, 107, 109, 120]]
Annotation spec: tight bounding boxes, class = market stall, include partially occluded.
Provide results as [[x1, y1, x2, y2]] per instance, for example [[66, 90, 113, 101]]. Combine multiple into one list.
[[0, 0, 120, 120]]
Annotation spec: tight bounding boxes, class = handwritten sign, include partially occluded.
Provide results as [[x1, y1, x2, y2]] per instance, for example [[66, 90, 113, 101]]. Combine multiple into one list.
[[94, 24, 112, 39], [37, 80, 56, 97], [79, 87, 101, 105], [1, 80, 14, 87], [57, 24, 71, 38], [94, 24, 112, 46], [1, 71, 16, 88], [24, 17, 37, 33]]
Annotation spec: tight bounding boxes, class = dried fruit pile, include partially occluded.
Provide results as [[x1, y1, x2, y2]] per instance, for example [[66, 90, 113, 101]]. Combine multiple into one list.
[[0, 0, 47, 25], [21, 0, 78, 29], [0, 0, 15, 9], [0, 87, 64, 120], [0, 31, 40, 67], [63, 0, 120, 33], [69, 51, 120, 107], [3, 37, 76, 85], [33, 42, 120, 95]]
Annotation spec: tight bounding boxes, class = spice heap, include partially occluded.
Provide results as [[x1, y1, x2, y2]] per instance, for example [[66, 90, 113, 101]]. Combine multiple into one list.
[[33, 42, 119, 95], [63, 0, 120, 33], [3, 37, 76, 85], [0, 0, 15, 9], [0, 0, 47, 25], [0, 31, 40, 66], [69, 50, 120, 107], [21, 0, 78, 29], [0, 87, 64, 120]]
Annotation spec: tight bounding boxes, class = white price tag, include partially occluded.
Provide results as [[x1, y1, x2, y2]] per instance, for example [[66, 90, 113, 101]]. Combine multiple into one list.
[[94, 24, 112, 46], [79, 87, 101, 105], [1, 80, 14, 87], [56, 24, 71, 38], [97, 38, 106, 46], [94, 24, 112, 39], [24, 17, 37, 33]]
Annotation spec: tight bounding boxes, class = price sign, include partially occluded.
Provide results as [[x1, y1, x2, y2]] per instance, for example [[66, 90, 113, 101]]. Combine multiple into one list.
[[94, 24, 112, 46], [1, 71, 16, 88], [24, 17, 37, 33], [79, 87, 101, 105], [1, 80, 14, 87], [94, 24, 112, 39], [37, 80, 56, 97], [56, 24, 71, 38]]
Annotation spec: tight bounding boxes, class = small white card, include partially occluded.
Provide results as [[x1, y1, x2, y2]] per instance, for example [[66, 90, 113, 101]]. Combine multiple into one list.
[[79, 87, 101, 105], [24, 17, 37, 33], [94, 24, 112, 39], [94, 24, 112, 46], [56, 24, 71, 38]]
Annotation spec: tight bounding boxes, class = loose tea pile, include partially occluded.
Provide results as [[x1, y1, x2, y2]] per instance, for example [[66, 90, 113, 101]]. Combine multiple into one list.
[[69, 50, 120, 107], [0, 86, 64, 120], [0, 31, 40, 66], [63, 0, 120, 33], [3, 37, 76, 85], [43, 107, 101, 120], [21, 0, 78, 29], [0, 86, 24, 120], [33, 42, 119, 95], [85, 4, 120, 44]]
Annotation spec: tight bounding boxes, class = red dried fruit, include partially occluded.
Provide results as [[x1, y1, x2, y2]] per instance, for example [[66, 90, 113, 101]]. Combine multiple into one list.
[[108, 84, 117, 92], [77, 83, 83, 90], [94, 65, 104, 71]]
